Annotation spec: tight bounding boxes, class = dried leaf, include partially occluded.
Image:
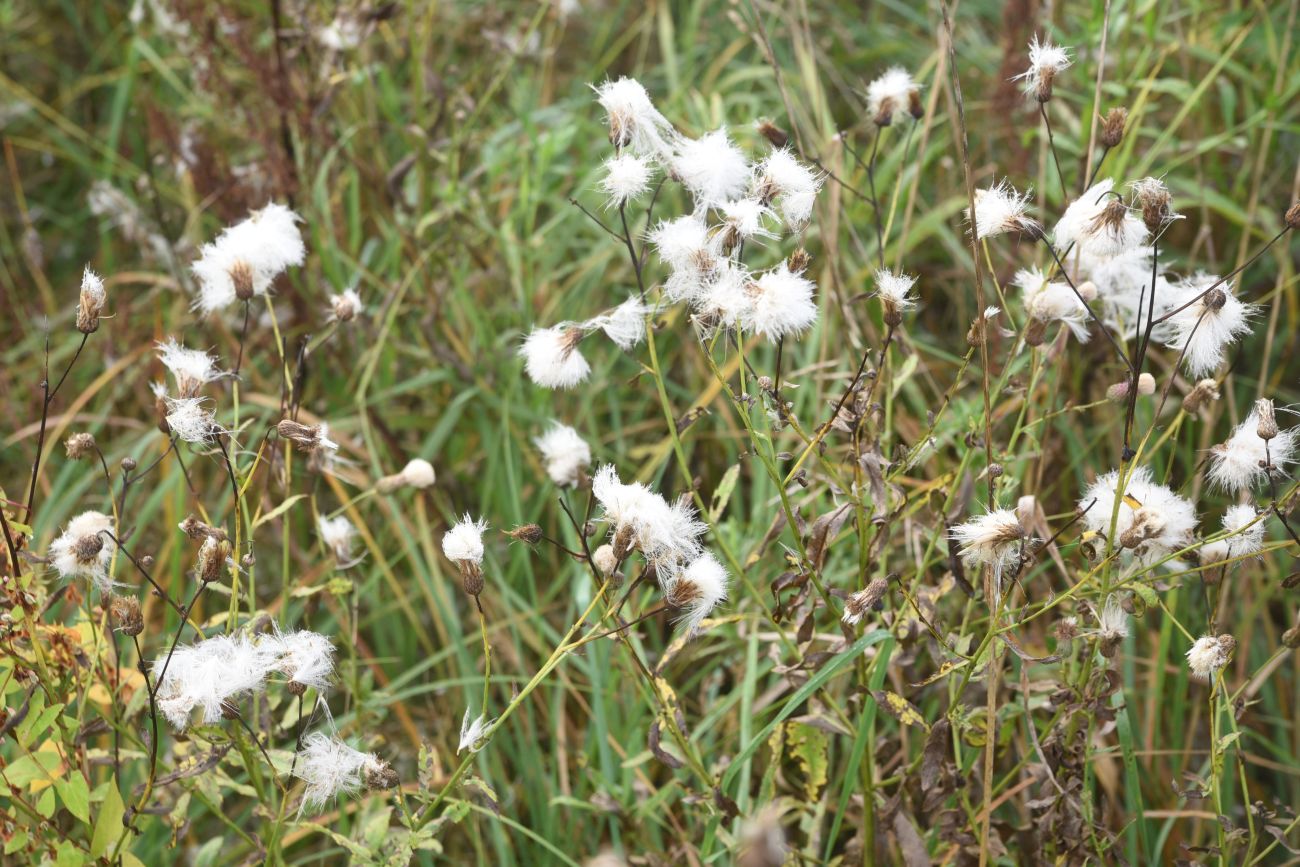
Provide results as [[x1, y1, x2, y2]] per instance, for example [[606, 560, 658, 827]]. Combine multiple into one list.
[[872, 690, 930, 731]]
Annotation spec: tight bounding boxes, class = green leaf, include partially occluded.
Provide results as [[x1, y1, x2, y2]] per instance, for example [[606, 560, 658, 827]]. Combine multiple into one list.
[[709, 464, 740, 523], [56, 773, 90, 824], [1130, 582, 1158, 608], [89, 778, 125, 859], [4, 751, 61, 787], [252, 493, 307, 530]]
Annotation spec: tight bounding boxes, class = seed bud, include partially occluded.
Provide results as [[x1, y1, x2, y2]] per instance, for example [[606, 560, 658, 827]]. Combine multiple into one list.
[[1099, 107, 1128, 148]]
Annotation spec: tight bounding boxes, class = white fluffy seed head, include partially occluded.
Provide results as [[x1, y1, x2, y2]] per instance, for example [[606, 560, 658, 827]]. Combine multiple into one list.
[[520, 325, 591, 389], [1079, 465, 1198, 561], [1013, 35, 1072, 101], [584, 296, 649, 350], [157, 338, 221, 397], [874, 269, 917, 323], [402, 458, 436, 489], [966, 181, 1040, 240], [1186, 635, 1231, 679], [592, 464, 705, 574], [1054, 179, 1145, 259], [48, 511, 116, 592], [1015, 266, 1090, 342], [753, 149, 822, 228], [271, 629, 336, 690], [459, 709, 494, 754], [1155, 276, 1254, 377], [1206, 410, 1296, 493], [671, 129, 751, 208], [330, 288, 363, 322], [317, 514, 358, 563], [294, 732, 388, 810], [742, 262, 818, 341], [1221, 504, 1264, 559], [601, 153, 653, 208], [443, 514, 488, 566], [593, 77, 678, 158], [866, 67, 921, 126], [534, 422, 592, 487], [664, 551, 729, 635], [191, 203, 305, 315], [164, 396, 219, 444], [717, 198, 777, 246], [949, 509, 1028, 584], [1097, 595, 1129, 640], [155, 633, 274, 728]]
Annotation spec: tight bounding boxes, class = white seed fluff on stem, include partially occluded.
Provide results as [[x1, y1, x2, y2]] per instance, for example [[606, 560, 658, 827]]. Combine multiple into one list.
[[1015, 266, 1091, 342], [191, 203, 305, 315], [459, 709, 494, 754], [402, 458, 437, 489], [520, 325, 591, 389], [1013, 35, 1072, 100], [949, 509, 1029, 586], [271, 629, 336, 691], [584, 296, 650, 350], [874, 269, 918, 314], [965, 181, 1040, 240], [294, 732, 389, 810], [716, 198, 778, 247], [1221, 504, 1265, 559], [742, 262, 818, 341], [78, 267, 107, 332], [317, 514, 359, 563], [663, 551, 729, 635], [443, 515, 489, 568], [1186, 635, 1231, 679], [48, 511, 116, 592], [1054, 180, 1145, 259], [592, 464, 705, 573], [157, 338, 221, 397], [1206, 409, 1296, 493], [164, 396, 220, 444], [671, 129, 751, 208], [693, 263, 753, 330], [650, 215, 719, 304], [753, 149, 823, 228], [866, 67, 920, 126], [1079, 466, 1198, 561], [601, 153, 653, 208], [593, 77, 678, 159], [533, 422, 592, 487], [1155, 276, 1254, 377], [1097, 595, 1129, 641], [155, 633, 273, 728]]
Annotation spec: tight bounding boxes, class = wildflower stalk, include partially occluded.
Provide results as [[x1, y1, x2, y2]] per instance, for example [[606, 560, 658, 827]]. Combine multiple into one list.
[[1038, 103, 1069, 197], [25, 332, 90, 521], [1152, 225, 1292, 324]]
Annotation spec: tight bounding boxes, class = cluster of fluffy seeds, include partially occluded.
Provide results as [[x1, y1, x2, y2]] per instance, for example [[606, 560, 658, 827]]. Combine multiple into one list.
[[949, 509, 1031, 593], [1199, 504, 1265, 565], [1154, 276, 1254, 377], [1186, 634, 1234, 679], [1079, 466, 1198, 563], [966, 181, 1040, 240], [191, 203, 305, 315], [157, 338, 221, 398], [533, 422, 592, 487], [155, 629, 334, 729], [442, 515, 489, 570], [866, 67, 922, 126], [48, 511, 116, 592], [1015, 266, 1091, 342], [1013, 35, 1072, 102], [317, 514, 359, 565], [1206, 408, 1296, 493], [164, 396, 220, 444], [293, 732, 392, 810]]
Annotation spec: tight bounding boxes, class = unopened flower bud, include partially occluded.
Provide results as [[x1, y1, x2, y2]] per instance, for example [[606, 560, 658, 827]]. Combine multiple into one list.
[[276, 419, 335, 453], [65, 432, 96, 459], [592, 544, 618, 577], [786, 248, 811, 275], [1099, 107, 1128, 148], [197, 536, 231, 584], [121, 457, 137, 473], [1283, 624, 1300, 649], [1285, 202, 1300, 231], [755, 119, 788, 148], [1076, 280, 1098, 302]]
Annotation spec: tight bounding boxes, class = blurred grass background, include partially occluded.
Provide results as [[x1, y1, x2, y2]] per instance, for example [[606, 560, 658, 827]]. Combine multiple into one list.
[[3, 0, 1300, 863]]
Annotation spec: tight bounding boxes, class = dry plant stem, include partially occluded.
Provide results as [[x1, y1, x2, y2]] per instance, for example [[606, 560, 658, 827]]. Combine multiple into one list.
[[25, 332, 89, 520], [233, 299, 251, 377], [98, 529, 189, 619], [1039, 103, 1069, 198], [475, 595, 492, 714]]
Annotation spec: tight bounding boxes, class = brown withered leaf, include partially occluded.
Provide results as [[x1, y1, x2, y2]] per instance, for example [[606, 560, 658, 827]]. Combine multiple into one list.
[[648, 719, 684, 769], [872, 690, 930, 731], [806, 502, 854, 573], [1001, 632, 1061, 664], [921, 718, 952, 792], [892, 810, 930, 867]]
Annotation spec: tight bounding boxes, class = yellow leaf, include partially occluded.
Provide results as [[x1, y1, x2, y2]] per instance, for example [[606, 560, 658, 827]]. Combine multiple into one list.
[[872, 690, 930, 732]]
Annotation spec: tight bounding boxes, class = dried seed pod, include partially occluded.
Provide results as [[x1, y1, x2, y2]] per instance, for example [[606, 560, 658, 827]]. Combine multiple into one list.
[[109, 594, 143, 636], [1100, 106, 1128, 148], [65, 432, 97, 460]]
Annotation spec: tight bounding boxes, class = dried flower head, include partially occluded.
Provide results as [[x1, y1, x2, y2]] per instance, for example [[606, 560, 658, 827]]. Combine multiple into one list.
[[444, 514, 489, 594], [163, 396, 219, 444], [1015, 266, 1090, 343], [277, 419, 339, 455], [191, 203, 305, 314], [155, 633, 273, 728], [1186, 634, 1233, 679], [593, 77, 677, 158], [874, 269, 917, 327], [1206, 408, 1296, 493], [1096, 594, 1129, 657], [77, 267, 107, 334], [1131, 177, 1181, 235], [521, 325, 591, 389], [459, 709, 495, 754], [866, 67, 922, 126], [1182, 378, 1220, 414], [49, 511, 116, 592], [109, 594, 143, 636], [842, 578, 889, 626], [64, 431, 97, 460], [966, 181, 1040, 240], [950, 509, 1029, 588], [1014, 35, 1072, 102], [1255, 398, 1278, 441], [1099, 106, 1128, 148], [662, 551, 729, 634], [158, 338, 221, 398], [293, 732, 393, 811], [270, 629, 336, 694], [592, 544, 619, 577], [330, 288, 363, 322], [534, 422, 592, 487], [196, 535, 231, 585]]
